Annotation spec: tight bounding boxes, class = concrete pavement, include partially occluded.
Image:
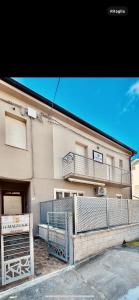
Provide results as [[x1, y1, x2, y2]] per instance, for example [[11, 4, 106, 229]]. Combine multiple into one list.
[[2, 247, 139, 300]]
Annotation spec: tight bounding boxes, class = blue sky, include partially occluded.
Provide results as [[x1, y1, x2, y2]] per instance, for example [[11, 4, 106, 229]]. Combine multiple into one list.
[[13, 77, 139, 158]]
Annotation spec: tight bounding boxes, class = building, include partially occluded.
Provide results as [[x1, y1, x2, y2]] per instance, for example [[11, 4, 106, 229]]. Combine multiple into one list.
[[131, 159, 139, 199], [0, 78, 137, 233]]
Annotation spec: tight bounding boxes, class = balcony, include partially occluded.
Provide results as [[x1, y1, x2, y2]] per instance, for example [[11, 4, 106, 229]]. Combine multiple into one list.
[[62, 152, 131, 187]]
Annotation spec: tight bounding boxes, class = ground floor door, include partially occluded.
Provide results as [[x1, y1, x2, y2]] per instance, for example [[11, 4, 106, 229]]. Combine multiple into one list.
[[3, 194, 22, 215]]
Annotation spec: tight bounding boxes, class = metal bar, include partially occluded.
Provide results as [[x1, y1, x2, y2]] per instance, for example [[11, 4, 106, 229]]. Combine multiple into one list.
[[65, 212, 68, 261], [68, 212, 74, 265], [1, 234, 5, 285], [4, 237, 29, 243], [74, 153, 76, 173], [29, 213, 34, 276], [127, 199, 130, 224], [4, 250, 30, 258], [4, 245, 30, 253], [106, 198, 109, 228], [74, 195, 78, 235], [4, 241, 29, 248]]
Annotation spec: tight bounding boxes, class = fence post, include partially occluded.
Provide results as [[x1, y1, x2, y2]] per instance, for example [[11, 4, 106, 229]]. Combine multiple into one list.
[[74, 195, 78, 235], [106, 198, 109, 229], [127, 199, 130, 224], [68, 212, 74, 264], [29, 213, 34, 276], [1, 216, 5, 285]]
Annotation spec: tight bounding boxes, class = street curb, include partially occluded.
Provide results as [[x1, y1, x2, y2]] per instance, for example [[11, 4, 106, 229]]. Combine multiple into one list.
[[0, 265, 75, 299]]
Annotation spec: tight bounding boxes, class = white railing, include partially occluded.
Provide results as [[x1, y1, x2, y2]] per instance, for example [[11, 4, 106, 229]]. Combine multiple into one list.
[[63, 152, 131, 185]]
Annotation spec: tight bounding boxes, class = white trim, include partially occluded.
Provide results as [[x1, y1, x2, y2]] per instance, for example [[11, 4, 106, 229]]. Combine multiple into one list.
[[68, 178, 105, 186], [116, 194, 122, 199], [54, 188, 84, 199]]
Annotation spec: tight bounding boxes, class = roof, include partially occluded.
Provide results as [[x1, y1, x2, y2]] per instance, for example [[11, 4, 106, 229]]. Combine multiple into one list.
[[1, 77, 137, 156]]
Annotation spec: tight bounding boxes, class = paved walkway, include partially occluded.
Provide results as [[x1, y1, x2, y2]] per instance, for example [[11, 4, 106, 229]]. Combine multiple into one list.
[[0, 237, 66, 293], [34, 237, 66, 276], [2, 247, 139, 300]]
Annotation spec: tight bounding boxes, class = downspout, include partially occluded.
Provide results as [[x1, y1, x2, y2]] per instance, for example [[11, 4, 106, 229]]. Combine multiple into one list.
[[129, 155, 132, 199], [29, 117, 35, 213]]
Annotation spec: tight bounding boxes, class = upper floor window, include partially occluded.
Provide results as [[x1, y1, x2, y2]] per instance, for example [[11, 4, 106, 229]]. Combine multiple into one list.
[[5, 113, 26, 149], [119, 159, 123, 169]]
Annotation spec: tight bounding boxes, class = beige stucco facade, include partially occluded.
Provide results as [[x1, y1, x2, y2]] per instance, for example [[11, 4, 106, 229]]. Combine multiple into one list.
[[132, 159, 139, 199], [0, 79, 134, 233]]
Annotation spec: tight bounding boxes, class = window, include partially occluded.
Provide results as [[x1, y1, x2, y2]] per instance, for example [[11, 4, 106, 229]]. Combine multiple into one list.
[[119, 159, 123, 169], [116, 194, 122, 199], [5, 113, 26, 149], [64, 192, 70, 197], [56, 192, 63, 199], [54, 189, 84, 199]]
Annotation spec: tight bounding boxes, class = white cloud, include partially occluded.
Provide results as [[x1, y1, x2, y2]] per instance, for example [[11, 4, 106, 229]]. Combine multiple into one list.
[[127, 80, 139, 96], [120, 80, 139, 114]]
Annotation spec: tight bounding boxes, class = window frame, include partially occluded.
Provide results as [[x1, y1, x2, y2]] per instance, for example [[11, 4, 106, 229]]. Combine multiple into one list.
[[119, 159, 123, 169], [5, 112, 27, 150], [54, 188, 84, 199]]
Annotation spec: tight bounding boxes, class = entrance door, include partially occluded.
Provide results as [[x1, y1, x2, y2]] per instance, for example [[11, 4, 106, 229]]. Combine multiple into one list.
[[75, 144, 86, 175], [106, 155, 113, 181], [3, 195, 22, 215]]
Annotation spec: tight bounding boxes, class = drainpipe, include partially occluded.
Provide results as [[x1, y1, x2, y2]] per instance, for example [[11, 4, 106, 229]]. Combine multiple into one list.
[[129, 156, 132, 199]]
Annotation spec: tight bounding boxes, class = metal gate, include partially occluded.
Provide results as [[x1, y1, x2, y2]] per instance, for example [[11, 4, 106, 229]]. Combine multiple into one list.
[[47, 212, 73, 263], [1, 214, 34, 285]]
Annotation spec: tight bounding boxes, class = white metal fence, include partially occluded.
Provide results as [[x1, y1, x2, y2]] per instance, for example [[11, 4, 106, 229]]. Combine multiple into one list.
[[0, 214, 34, 285], [74, 197, 139, 234], [40, 197, 139, 235]]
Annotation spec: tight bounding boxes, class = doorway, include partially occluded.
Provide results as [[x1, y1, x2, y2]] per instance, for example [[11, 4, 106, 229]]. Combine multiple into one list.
[[0, 180, 30, 216], [3, 193, 22, 215]]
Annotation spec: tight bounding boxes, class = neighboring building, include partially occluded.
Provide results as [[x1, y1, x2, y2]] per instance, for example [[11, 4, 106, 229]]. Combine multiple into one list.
[[131, 159, 139, 199], [0, 78, 137, 233]]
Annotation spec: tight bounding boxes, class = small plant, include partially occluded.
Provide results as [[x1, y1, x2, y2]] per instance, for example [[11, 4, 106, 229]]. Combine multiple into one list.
[[122, 240, 127, 247]]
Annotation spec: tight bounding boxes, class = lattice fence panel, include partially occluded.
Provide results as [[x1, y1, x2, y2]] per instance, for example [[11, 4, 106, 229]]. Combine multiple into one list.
[[40, 198, 73, 228], [40, 201, 53, 224], [107, 198, 128, 227], [75, 197, 107, 233], [129, 200, 139, 224]]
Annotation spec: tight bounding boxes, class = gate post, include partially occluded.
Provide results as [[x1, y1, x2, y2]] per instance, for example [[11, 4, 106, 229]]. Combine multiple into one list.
[[1, 234, 4, 285], [74, 195, 78, 235], [68, 212, 74, 265], [106, 198, 109, 229], [30, 214, 34, 276]]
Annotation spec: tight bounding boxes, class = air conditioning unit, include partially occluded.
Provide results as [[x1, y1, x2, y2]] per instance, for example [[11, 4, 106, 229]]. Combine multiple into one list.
[[95, 187, 107, 197]]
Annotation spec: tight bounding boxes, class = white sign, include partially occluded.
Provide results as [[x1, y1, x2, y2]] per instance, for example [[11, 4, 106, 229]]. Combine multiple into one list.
[[1, 214, 30, 235], [93, 151, 103, 163]]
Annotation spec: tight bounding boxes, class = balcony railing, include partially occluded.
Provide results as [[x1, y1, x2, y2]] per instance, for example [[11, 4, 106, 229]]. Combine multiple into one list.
[[62, 152, 131, 186]]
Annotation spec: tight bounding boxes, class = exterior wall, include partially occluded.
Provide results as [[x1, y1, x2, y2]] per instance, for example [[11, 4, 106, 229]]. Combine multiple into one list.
[[73, 223, 139, 263], [53, 122, 130, 180], [0, 80, 133, 232], [132, 160, 139, 198]]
